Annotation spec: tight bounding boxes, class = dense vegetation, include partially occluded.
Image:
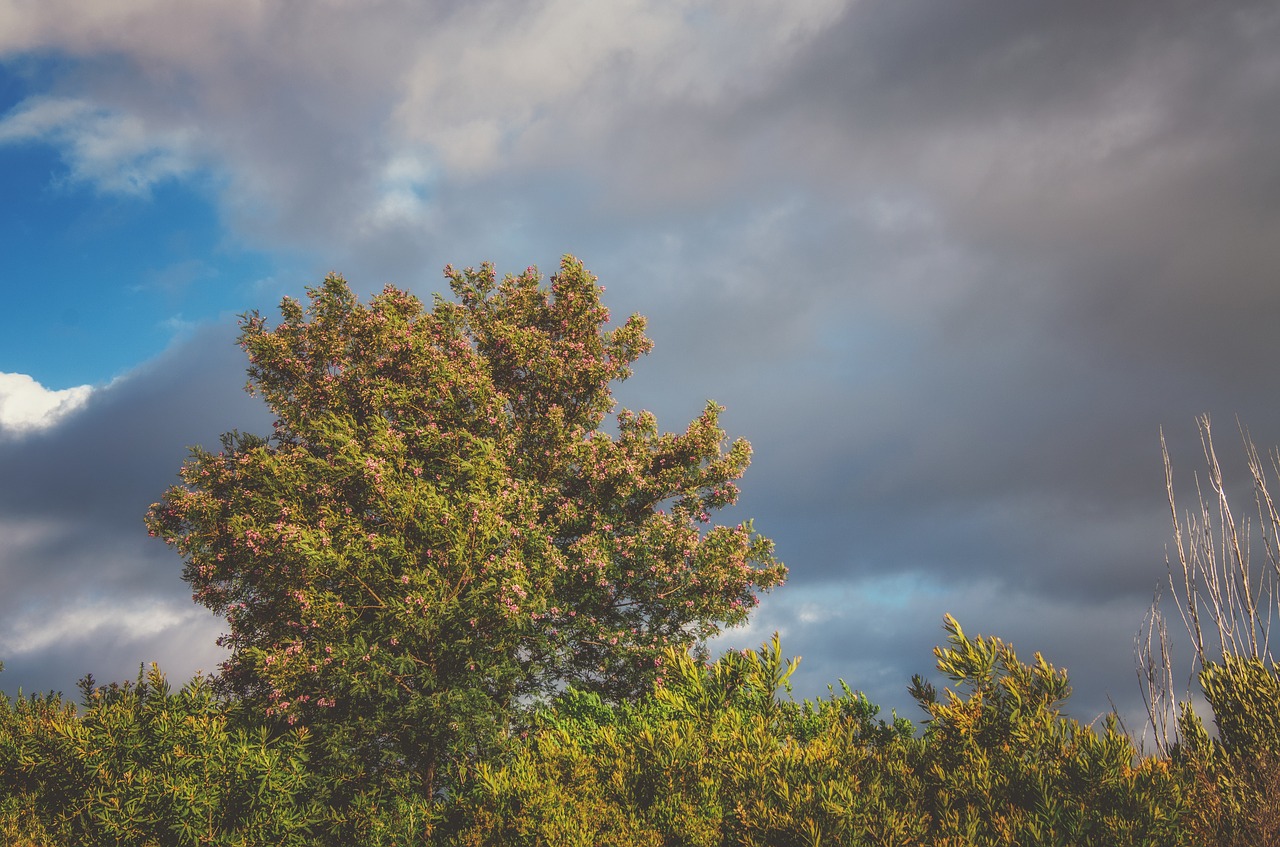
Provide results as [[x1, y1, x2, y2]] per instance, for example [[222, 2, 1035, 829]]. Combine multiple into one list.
[[2, 259, 1277, 844]]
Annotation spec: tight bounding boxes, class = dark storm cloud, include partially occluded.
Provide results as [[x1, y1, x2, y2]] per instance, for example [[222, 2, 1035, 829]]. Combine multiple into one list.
[[0, 323, 269, 695], [770, 1, 1280, 367], [737, 577, 1164, 731], [0, 323, 266, 523]]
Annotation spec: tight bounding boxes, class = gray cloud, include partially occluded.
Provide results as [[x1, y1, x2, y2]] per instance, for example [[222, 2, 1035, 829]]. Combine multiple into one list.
[[0, 323, 267, 694]]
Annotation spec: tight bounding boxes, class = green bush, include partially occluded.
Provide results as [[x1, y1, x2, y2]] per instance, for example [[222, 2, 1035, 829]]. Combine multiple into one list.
[[444, 635, 921, 846], [1, 664, 321, 846], [910, 615, 1188, 847], [1177, 657, 1280, 846], [445, 621, 1193, 846]]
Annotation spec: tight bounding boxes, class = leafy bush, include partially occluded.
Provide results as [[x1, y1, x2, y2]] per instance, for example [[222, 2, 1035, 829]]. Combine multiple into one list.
[[911, 615, 1187, 846], [444, 635, 919, 846], [0, 664, 320, 846], [1178, 657, 1280, 846]]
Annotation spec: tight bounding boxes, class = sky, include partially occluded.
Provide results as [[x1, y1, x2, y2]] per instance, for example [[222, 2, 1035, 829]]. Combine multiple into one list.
[[2, 0, 1280, 736]]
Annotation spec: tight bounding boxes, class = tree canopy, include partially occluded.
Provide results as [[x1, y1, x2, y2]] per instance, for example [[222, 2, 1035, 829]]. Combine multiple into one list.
[[144, 256, 786, 795]]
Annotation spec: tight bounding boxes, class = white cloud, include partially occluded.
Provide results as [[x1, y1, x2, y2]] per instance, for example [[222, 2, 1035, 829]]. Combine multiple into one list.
[[0, 96, 197, 194], [393, 0, 850, 175], [0, 0, 853, 252], [0, 590, 228, 690], [0, 373, 92, 434], [359, 152, 439, 232], [0, 598, 203, 656], [0, 0, 262, 65]]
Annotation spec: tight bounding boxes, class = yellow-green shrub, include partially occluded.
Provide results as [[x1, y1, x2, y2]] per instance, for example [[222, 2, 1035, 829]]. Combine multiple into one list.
[[0, 664, 321, 846], [1178, 657, 1280, 846], [912, 616, 1188, 846]]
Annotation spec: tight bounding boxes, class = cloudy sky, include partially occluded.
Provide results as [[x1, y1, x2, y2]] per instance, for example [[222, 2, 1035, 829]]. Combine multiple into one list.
[[3, 1, 1279, 733]]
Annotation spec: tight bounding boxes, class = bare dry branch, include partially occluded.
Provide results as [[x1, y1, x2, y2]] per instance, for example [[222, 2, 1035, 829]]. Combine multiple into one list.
[[1140, 416, 1280, 749]]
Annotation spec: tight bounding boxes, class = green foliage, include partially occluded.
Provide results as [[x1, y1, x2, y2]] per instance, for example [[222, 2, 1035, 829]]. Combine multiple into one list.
[[0, 664, 320, 845], [1176, 657, 1280, 845], [145, 257, 785, 796], [911, 615, 1187, 846], [0, 621, 1232, 846], [445, 636, 922, 846], [445, 620, 1197, 847], [0, 668, 77, 846], [1198, 656, 1280, 760]]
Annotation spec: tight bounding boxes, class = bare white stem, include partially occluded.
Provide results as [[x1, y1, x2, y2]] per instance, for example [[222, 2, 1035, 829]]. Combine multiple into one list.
[[1140, 416, 1280, 749]]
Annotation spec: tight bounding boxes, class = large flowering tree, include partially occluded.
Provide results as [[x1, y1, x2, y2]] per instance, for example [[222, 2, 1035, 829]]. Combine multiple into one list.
[[146, 256, 785, 797]]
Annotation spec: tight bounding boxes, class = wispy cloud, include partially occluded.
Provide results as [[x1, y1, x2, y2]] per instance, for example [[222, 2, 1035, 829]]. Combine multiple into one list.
[[0, 96, 197, 194]]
